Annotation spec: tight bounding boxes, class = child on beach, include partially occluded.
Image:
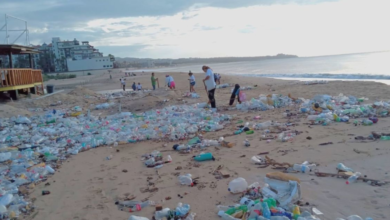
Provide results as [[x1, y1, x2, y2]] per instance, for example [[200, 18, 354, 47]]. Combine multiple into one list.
[[229, 84, 241, 105], [120, 78, 126, 91], [132, 82, 136, 91], [188, 72, 196, 93], [137, 83, 142, 91]]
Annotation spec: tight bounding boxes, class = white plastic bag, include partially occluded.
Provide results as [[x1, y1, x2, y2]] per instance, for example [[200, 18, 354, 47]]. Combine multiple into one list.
[[264, 177, 301, 207]]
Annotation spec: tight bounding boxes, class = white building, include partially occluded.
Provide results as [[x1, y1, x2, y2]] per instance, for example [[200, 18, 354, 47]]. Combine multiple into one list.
[[67, 57, 113, 71], [50, 37, 108, 72]]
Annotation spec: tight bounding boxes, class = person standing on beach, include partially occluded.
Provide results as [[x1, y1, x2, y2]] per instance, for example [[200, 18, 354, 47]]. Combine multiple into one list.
[[188, 72, 196, 93], [151, 72, 158, 90], [137, 82, 142, 91], [132, 82, 136, 91], [202, 65, 217, 111], [120, 77, 126, 91], [229, 84, 241, 105]]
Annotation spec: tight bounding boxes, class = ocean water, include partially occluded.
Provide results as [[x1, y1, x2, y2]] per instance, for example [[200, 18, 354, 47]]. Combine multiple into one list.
[[136, 51, 390, 84]]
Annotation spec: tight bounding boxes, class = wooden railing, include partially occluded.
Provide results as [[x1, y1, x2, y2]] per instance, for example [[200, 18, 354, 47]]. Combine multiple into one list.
[[0, 68, 43, 87]]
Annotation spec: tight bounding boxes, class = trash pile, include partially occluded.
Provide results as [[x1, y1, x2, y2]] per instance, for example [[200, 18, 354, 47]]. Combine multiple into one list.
[[0, 103, 232, 218], [300, 94, 388, 125], [236, 94, 294, 111], [218, 173, 373, 220]]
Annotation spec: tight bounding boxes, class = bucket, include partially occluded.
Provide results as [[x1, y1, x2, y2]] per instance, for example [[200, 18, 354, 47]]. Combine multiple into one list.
[[46, 85, 55, 94]]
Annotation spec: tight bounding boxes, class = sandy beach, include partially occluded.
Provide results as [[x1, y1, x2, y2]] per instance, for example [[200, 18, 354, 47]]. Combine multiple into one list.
[[3, 69, 390, 220]]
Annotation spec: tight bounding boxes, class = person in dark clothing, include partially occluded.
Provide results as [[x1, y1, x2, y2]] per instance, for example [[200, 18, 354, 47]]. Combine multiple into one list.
[[229, 84, 241, 105], [132, 82, 136, 91]]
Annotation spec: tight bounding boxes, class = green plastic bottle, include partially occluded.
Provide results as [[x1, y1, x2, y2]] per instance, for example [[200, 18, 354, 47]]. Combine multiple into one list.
[[246, 130, 254, 135], [225, 205, 248, 215], [380, 136, 390, 140], [263, 198, 277, 208]]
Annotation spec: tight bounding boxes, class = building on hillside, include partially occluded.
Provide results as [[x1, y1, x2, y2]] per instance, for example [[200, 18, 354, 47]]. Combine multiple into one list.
[[67, 57, 113, 71], [31, 37, 114, 73]]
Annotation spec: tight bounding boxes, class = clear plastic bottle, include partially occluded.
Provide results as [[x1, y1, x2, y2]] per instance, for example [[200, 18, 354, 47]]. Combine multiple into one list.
[[154, 208, 170, 220], [337, 163, 354, 172], [293, 163, 316, 173], [346, 172, 361, 185], [179, 174, 193, 186]]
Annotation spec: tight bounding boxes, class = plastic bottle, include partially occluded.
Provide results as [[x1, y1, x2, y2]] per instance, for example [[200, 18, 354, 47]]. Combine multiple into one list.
[[45, 165, 55, 174], [362, 119, 373, 126], [179, 174, 193, 186], [193, 152, 214, 161], [251, 156, 264, 164], [293, 205, 301, 220], [224, 205, 248, 215], [122, 201, 150, 212], [292, 163, 316, 173], [346, 172, 361, 185], [0, 194, 13, 206], [234, 129, 243, 135], [262, 201, 271, 219], [0, 152, 11, 162], [246, 130, 254, 135], [128, 215, 149, 220], [220, 212, 241, 220], [380, 136, 390, 140], [154, 208, 170, 220], [167, 155, 172, 162], [228, 177, 248, 193], [175, 203, 191, 217], [346, 215, 363, 220], [263, 198, 276, 208], [337, 163, 354, 172]]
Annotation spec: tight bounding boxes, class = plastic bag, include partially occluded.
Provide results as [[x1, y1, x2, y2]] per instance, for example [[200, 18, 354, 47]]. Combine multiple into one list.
[[239, 91, 247, 102], [264, 177, 301, 207]]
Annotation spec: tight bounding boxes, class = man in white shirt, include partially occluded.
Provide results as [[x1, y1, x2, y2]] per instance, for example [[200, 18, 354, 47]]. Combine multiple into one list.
[[137, 83, 142, 91], [202, 65, 217, 110], [120, 78, 126, 91]]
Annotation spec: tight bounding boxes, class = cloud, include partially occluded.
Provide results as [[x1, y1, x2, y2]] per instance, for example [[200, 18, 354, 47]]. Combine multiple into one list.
[[1, 0, 388, 58]]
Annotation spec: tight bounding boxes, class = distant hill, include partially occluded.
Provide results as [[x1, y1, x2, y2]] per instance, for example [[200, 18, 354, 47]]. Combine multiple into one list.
[[114, 54, 298, 68]]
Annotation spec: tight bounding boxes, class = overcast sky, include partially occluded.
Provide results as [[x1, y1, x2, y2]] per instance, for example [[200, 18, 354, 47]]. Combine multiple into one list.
[[1, 0, 389, 58]]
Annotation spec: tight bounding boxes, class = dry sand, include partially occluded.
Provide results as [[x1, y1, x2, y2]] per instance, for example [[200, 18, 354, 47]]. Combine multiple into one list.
[[13, 70, 390, 220]]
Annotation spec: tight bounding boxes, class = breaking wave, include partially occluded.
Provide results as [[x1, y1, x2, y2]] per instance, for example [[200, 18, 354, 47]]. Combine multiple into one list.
[[256, 73, 390, 80]]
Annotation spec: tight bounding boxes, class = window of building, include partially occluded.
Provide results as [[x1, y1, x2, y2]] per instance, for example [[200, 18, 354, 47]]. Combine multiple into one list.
[[103, 65, 106, 67], [110, 65, 112, 67]]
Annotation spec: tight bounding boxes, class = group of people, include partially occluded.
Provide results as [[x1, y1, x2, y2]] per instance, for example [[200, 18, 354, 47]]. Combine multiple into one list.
[[119, 67, 241, 112], [119, 78, 142, 91]]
